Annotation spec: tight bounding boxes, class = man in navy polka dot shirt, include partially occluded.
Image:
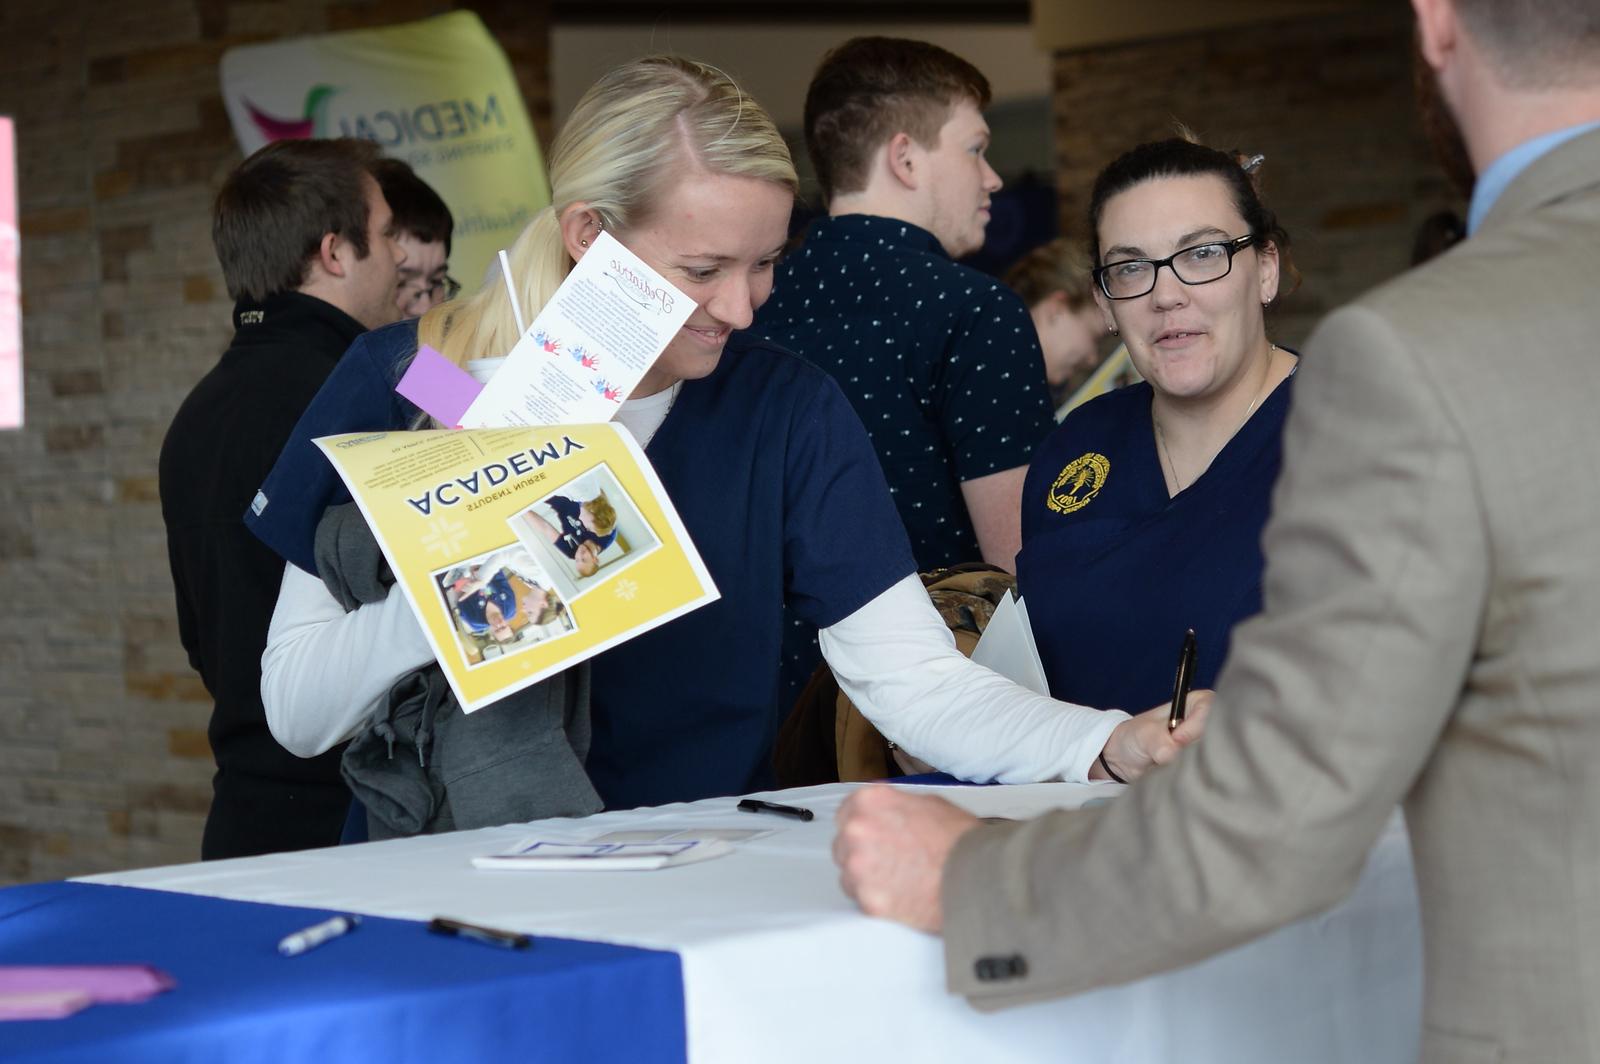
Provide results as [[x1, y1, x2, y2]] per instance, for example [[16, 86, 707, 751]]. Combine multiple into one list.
[[755, 36, 1056, 575]]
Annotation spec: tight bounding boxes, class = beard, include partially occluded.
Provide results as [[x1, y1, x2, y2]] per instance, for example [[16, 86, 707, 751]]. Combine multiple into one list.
[[1413, 33, 1477, 199]]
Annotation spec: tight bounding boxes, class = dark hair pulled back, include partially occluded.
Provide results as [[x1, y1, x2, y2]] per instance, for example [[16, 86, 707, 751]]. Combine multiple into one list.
[[1087, 137, 1297, 292]]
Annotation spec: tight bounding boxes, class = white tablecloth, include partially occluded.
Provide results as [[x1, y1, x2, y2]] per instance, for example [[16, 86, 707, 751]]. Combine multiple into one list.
[[82, 782, 1422, 1063]]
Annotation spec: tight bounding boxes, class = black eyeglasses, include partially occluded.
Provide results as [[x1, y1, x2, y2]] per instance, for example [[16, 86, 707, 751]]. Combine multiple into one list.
[[399, 274, 462, 311], [1093, 234, 1260, 300]]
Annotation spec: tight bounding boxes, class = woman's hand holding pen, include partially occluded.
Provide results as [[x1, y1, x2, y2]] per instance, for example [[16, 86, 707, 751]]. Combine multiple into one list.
[[1092, 691, 1213, 783]]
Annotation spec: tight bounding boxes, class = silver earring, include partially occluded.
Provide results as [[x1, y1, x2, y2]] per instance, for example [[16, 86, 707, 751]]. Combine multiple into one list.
[[1108, 325, 1118, 335], [1262, 298, 1272, 307]]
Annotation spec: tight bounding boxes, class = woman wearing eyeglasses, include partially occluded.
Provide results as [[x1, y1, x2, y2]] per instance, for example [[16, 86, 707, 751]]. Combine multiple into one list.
[[1018, 137, 1299, 715]]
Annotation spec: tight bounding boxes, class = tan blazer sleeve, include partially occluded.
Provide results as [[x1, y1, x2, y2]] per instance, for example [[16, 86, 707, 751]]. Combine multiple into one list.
[[942, 303, 1491, 1007]]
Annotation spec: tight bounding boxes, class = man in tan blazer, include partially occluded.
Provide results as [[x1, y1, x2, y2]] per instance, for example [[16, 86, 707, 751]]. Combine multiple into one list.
[[834, 1, 1600, 1059]]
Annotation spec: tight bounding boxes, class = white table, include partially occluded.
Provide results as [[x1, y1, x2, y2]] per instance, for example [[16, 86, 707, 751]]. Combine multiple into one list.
[[83, 782, 1423, 1063]]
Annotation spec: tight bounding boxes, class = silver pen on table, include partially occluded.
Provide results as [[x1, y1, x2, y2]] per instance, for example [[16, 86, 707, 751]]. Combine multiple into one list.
[[277, 914, 362, 957]]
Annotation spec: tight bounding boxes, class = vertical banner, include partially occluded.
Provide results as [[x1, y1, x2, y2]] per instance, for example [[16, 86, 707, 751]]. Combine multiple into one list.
[[0, 116, 19, 430], [219, 11, 550, 289]]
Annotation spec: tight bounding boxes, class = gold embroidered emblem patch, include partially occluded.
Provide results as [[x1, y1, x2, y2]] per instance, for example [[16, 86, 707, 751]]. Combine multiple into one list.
[[1047, 453, 1110, 514]]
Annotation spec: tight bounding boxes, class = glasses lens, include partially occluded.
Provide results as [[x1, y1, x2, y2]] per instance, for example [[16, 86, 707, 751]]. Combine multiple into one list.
[[1171, 243, 1235, 285], [1102, 261, 1154, 299]]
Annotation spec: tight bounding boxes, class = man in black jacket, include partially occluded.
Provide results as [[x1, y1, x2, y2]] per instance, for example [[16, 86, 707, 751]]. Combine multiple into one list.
[[159, 138, 405, 858]]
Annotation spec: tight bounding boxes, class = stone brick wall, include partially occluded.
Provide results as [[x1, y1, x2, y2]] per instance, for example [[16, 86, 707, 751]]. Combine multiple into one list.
[[1051, 9, 1465, 348], [0, 0, 550, 885]]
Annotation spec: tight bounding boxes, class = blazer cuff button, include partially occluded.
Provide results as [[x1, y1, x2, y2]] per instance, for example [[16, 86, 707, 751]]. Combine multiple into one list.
[[975, 954, 1029, 982]]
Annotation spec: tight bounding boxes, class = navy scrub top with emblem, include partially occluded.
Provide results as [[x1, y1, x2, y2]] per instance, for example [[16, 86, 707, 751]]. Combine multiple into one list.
[[1017, 374, 1294, 712]]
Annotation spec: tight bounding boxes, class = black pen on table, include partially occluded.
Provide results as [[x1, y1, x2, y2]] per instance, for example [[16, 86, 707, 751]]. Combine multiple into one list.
[[1168, 629, 1197, 732], [738, 798, 814, 822], [428, 916, 532, 950]]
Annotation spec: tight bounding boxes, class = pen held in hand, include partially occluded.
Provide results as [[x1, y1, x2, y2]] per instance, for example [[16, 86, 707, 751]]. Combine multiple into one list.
[[1169, 629, 1197, 733]]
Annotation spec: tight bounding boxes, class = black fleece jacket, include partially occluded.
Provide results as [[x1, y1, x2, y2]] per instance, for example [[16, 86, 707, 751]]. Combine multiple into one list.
[[159, 291, 365, 859]]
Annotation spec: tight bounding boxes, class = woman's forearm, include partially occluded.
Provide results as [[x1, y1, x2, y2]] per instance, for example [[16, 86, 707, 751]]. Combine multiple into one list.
[[819, 574, 1127, 783], [261, 562, 437, 757]]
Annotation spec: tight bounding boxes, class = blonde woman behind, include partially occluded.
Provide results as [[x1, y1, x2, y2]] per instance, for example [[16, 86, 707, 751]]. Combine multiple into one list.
[[1004, 236, 1136, 417]]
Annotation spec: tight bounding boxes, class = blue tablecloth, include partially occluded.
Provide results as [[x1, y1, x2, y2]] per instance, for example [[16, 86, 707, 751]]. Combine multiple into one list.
[[0, 881, 686, 1063]]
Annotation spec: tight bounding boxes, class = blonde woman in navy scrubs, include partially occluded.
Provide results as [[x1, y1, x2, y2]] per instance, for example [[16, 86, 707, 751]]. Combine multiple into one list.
[[1020, 138, 1299, 713], [250, 60, 1212, 819]]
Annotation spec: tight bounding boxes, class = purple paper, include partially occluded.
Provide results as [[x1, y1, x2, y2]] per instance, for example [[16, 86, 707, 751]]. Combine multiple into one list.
[[0, 965, 175, 1020], [0, 989, 92, 1020], [395, 345, 484, 428]]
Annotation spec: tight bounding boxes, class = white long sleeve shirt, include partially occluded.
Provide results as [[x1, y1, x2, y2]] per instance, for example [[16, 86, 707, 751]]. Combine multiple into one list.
[[262, 565, 1124, 782], [262, 374, 1124, 782]]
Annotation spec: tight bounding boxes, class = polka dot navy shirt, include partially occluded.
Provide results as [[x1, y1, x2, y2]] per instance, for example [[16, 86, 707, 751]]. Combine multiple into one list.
[[755, 213, 1056, 569]]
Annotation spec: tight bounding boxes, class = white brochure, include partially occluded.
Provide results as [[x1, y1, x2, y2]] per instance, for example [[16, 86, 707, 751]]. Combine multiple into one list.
[[970, 591, 1051, 697], [460, 229, 695, 428], [471, 839, 734, 872]]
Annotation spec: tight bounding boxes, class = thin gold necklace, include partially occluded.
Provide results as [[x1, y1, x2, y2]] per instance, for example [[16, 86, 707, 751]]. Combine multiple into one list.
[[1153, 346, 1277, 494]]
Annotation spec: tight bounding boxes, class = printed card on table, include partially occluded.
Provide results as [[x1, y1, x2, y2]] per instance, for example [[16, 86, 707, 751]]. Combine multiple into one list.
[[471, 839, 734, 872], [460, 229, 694, 428], [314, 423, 718, 712]]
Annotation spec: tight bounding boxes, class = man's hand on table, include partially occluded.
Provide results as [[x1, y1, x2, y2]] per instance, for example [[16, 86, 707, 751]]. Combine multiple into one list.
[[836, 694, 1214, 929], [833, 786, 980, 933]]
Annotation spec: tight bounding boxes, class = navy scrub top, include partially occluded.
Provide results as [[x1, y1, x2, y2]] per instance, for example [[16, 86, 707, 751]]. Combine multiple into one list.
[[454, 570, 519, 633], [545, 495, 615, 557], [247, 323, 917, 809], [1017, 374, 1294, 712]]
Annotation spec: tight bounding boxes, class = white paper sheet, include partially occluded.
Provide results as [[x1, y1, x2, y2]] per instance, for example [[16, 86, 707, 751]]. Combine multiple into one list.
[[472, 838, 733, 871], [461, 230, 695, 428], [971, 591, 1051, 696]]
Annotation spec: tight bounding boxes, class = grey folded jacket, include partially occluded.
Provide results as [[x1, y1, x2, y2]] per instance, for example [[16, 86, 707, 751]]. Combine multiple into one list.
[[314, 503, 603, 839]]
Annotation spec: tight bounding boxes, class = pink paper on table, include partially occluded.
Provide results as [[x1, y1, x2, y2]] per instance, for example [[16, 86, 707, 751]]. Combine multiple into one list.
[[0, 989, 92, 1021], [394, 344, 483, 428], [0, 965, 175, 1020]]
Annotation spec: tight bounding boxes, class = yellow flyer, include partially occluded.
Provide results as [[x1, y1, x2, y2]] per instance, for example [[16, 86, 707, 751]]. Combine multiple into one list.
[[314, 424, 717, 712]]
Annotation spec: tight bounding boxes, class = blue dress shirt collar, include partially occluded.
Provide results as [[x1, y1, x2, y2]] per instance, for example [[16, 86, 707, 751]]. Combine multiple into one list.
[[1468, 119, 1600, 234]]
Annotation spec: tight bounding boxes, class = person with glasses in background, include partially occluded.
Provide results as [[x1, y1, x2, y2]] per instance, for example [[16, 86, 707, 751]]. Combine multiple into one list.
[[841, 5, 1600, 1048], [1012, 137, 1299, 715], [372, 158, 459, 318]]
